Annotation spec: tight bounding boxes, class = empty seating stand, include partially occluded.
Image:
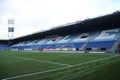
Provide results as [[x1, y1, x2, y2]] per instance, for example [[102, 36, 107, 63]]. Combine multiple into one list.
[[85, 29, 120, 51], [11, 28, 120, 52], [0, 44, 8, 50]]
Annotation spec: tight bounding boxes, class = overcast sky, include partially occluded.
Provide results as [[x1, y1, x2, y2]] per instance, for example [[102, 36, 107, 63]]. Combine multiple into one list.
[[0, 0, 120, 39]]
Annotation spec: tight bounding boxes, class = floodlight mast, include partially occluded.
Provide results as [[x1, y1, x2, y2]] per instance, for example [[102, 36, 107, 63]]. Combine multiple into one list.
[[8, 19, 14, 46]]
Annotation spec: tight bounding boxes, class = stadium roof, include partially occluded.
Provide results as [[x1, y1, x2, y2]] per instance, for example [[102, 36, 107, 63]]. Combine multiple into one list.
[[2, 11, 120, 45]]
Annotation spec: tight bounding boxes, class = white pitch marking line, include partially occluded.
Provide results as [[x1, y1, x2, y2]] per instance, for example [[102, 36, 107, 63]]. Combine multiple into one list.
[[13, 56, 71, 66], [2, 55, 119, 80]]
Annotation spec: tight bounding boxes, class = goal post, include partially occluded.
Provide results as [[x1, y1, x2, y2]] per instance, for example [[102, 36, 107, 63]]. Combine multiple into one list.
[[56, 44, 75, 51]]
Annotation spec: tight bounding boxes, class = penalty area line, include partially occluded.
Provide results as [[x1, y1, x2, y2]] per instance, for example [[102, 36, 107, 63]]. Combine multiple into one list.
[[2, 55, 119, 80]]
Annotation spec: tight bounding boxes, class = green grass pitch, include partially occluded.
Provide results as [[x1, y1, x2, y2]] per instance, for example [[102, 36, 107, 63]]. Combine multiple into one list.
[[0, 51, 120, 80]]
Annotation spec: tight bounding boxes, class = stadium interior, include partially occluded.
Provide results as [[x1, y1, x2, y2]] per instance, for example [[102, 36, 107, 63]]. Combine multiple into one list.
[[0, 11, 120, 53]]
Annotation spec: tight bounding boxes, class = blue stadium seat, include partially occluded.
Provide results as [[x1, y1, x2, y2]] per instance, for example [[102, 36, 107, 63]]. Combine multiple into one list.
[[10, 28, 120, 51]]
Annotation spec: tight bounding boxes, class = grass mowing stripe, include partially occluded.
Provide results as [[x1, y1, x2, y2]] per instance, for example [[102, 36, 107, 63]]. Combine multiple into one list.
[[55, 60, 118, 80], [2, 54, 119, 80], [13, 56, 71, 66], [38, 58, 107, 80], [77, 60, 119, 78]]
